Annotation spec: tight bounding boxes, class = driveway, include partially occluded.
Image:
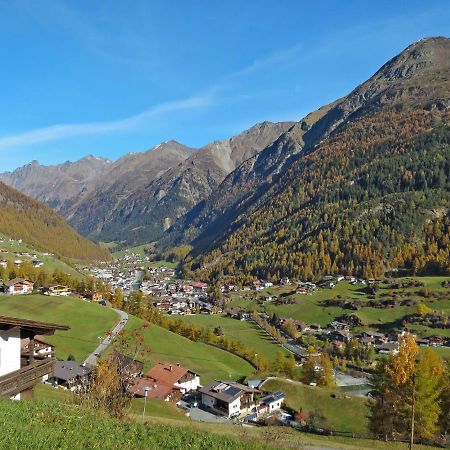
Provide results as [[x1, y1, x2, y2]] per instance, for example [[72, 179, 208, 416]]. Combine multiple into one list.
[[83, 308, 128, 366], [188, 407, 230, 423]]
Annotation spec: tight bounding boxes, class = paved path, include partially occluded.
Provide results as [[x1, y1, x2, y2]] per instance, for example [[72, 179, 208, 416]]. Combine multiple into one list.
[[84, 308, 128, 366]]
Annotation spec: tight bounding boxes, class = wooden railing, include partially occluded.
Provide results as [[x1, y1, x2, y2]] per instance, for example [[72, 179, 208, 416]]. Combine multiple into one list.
[[0, 359, 55, 398]]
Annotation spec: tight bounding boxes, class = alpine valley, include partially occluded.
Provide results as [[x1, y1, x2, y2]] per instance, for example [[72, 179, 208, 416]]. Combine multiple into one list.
[[2, 37, 449, 281]]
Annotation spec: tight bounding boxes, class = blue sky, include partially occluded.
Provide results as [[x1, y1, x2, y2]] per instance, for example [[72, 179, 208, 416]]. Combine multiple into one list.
[[0, 0, 448, 171]]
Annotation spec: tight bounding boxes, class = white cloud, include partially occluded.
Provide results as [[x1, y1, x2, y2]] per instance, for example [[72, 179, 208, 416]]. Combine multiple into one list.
[[0, 94, 214, 149]]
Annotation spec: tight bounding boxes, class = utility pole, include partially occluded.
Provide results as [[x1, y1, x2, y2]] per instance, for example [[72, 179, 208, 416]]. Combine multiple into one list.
[[142, 386, 150, 420], [409, 374, 416, 450]]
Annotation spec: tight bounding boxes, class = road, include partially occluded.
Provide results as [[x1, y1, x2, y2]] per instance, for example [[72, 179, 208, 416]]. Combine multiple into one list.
[[83, 308, 129, 366]]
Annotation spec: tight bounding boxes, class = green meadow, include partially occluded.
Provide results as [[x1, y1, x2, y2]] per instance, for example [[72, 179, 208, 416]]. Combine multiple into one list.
[[228, 277, 450, 338], [122, 316, 254, 384], [0, 294, 118, 360], [178, 313, 288, 361]]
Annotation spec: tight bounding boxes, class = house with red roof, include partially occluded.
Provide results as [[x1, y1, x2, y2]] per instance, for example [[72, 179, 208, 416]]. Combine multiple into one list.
[[190, 281, 208, 293], [127, 363, 200, 401]]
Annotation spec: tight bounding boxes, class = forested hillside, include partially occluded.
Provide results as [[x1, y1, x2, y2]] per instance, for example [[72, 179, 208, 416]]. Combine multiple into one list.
[[0, 181, 110, 261], [184, 110, 449, 282], [181, 37, 450, 283]]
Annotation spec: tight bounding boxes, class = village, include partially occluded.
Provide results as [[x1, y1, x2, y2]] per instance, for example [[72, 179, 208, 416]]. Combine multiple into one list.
[[0, 243, 449, 436]]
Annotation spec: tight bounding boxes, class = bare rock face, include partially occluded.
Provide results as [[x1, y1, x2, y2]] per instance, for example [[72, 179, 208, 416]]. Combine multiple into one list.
[[303, 37, 450, 148], [85, 120, 294, 246], [0, 155, 111, 212]]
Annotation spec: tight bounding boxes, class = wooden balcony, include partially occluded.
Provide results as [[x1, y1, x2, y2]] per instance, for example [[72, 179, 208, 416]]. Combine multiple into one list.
[[0, 359, 55, 398]]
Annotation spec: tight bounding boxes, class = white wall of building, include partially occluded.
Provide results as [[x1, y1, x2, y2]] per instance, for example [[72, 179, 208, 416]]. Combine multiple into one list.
[[0, 327, 21, 377], [176, 374, 200, 392], [228, 397, 241, 417], [268, 400, 282, 411]]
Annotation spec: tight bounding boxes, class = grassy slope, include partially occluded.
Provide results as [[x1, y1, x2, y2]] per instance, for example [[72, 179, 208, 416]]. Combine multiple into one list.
[[123, 316, 254, 384], [128, 398, 189, 421], [0, 293, 254, 381], [5, 398, 438, 450], [229, 277, 450, 338], [263, 378, 369, 434], [0, 294, 118, 360], [0, 399, 274, 450], [33, 384, 188, 422], [178, 314, 288, 361], [0, 233, 82, 277]]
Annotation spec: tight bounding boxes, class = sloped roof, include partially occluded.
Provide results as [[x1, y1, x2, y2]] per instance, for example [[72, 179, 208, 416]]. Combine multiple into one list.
[[0, 315, 69, 333], [4, 278, 33, 287], [127, 377, 174, 399], [53, 361, 92, 382], [199, 380, 256, 403], [260, 390, 285, 405], [146, 363, 190, 386]]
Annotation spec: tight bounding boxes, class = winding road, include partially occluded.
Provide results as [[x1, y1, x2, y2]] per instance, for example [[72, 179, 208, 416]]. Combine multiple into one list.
[[84, 308, 129, 366]]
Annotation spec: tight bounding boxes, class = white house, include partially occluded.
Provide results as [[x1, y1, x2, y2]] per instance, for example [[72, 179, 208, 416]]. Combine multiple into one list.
[[199, 380, 258, 418], [4, 278, 34, 295], [146, 363, 200, 394], [258, 390, 285, 413], [0, 316, 69, 399]]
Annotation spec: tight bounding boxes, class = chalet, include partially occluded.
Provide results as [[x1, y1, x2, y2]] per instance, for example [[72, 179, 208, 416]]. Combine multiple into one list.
[[200, 380, 258, 418], [0, 260, 7, 268], [113, 352, 144, 377], [49, 361, 93, 390], [87, 292, 102, 302], [280, 277, 291, 285], [328, 321, 350, 332], [21, 336, 54, 359], [428, 335, 444, 347], [128, 363, 200, 401], [247, 379, 264, 389], [294, 321, 309, 332], [43, 285, 71, 296], [0, 315, 69, 399], [261, 280, 273, 288], [258, 391, 285, 415], [182, 285, 194, 294], [32, 260, 44, 268], [0, 248, 8, 254], [328, 330, 351, 343], [376, 342, 399, 355], [127, 377, 176, 400], [416, 338, 430, 346], [191, 281, 208, 293], [361, 331, 387, 345], [3, 278, 34, 295], [147, 363, 200, 393], [252, 281, 264, 291]]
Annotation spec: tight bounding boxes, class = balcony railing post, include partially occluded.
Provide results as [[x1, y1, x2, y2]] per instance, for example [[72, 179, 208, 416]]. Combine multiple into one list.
[[0, 359, 55, 398]]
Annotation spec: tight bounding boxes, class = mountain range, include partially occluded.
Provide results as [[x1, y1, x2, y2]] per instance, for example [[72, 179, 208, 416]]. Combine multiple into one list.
[[1, 121, 293, 246], [1, 36, 449, 280]]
